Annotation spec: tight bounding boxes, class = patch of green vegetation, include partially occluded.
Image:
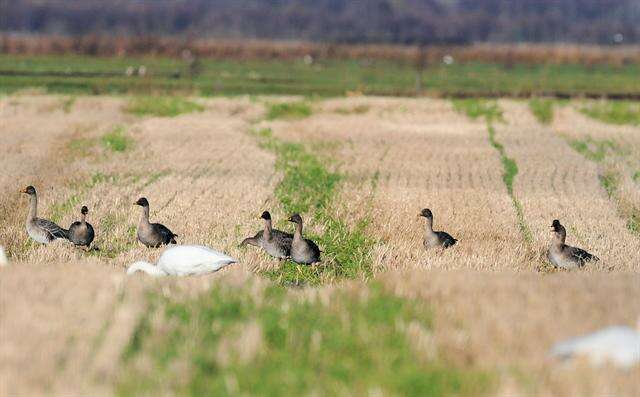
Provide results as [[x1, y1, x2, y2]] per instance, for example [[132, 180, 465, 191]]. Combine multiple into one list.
[[126, 96, 204, 117], [452, 98, 503, 122], [633, 171, 640, 183], [334, 104, 370, 115], [61, 96, 76, 113], [101, 125, 133, 152], [529, 98, 554, 124], [252, 128, 375, 285], [67, 137, 96, 157], [580, 101, 640, 126], [118, 281, 492, 396], [266, 101, 312, 120], [599, 170, 619, 198], [2, 55, 640, 97], [567, 136, 618, 162]]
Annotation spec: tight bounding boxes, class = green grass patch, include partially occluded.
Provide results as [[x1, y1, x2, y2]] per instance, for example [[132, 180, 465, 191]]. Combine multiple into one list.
[[580, 101, 640, 126], [599, 170, 619, 198], [252, 128, 375, 285], [266, 101, 312, 120], [101, 125, 132, 152], [334, 104, 370, 115], [529, 98, 554, 124], [67, 137, 96, 158], [633, 171, 640, 183], [567, 136, 618, 162], [126, 96, 204, 117], [118, 281, 492, 396], [61, 96, 76, 113], [452, 98, 503, 122], [2, 55, 640, 97]]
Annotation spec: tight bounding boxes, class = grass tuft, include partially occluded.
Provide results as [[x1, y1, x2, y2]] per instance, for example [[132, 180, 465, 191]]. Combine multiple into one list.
[[266, 101, 312, 120], [580, 101, 640, 126], [102, 126, 132, 152], [567, 136, 617, 162], [452, 98, 503, 122], [118, 281, 492, 396], [529, 98, 554, 124], [126, 96, 204, 117]]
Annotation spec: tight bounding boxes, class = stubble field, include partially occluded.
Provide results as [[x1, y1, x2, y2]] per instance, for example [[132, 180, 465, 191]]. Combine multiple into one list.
[[0, 94, 638, 396]]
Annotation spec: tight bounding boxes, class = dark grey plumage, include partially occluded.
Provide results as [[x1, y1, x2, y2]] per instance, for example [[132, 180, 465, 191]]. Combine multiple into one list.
[[135, 197, 177, 248], [288, 213, 321, 264], [547, 219, 599, 269], [67, 205, 95, 248], [21, 185, 69, 244], [240, 211, 293, 259], [419, 208, 457, 249]]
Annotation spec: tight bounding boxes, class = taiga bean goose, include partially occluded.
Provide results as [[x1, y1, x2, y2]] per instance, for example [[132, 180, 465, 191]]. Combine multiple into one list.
[[20, 186, 69, 244], [288, 213, 321, 264], [127, 245, 236, 276], [419, 208, 457, 249], [67, 205, 95, 249], [547, 219, 598, 269], [134, 197, 178, 248], [240, 211, 293, 259]]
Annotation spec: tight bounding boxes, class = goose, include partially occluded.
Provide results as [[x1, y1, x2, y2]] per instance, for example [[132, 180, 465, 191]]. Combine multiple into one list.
[[67, 205, 95, 249], [134, 197, 178, 248], [0, 246, 8, 266], [127, 245, 236, 276], [550, 321, 640, 369], [547, 220, 598, 269], [288, 213, 321, 264], [419, 208, 457, 249], [20, 186, 68, 244], [240, 211, 293, 259]]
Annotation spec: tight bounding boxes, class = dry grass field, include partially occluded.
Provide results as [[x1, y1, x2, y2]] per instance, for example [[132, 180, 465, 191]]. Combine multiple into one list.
[[0, 94, 639, 396]]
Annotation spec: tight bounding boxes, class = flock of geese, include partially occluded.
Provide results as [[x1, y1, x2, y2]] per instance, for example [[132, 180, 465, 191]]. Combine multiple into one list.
[[17, 184, 600, 274]]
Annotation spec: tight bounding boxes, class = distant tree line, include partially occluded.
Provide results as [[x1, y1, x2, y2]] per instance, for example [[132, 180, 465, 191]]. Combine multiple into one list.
[[2, 0, 639, 45]]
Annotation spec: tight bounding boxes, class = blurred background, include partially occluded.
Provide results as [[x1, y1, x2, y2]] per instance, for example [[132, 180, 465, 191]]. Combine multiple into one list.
[[1, 0, 639, 97]]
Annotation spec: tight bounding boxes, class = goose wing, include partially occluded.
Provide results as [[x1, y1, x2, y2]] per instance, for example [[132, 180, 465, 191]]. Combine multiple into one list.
[[158, 245, 236, 276], [567, 246, 598, 264], [436, 231, 457, 248], [35, 218, 68, 240], [153, 223, 177, 244]]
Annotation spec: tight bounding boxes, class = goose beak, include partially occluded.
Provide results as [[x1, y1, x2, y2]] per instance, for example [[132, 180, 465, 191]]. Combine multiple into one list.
[[19, 188, 27, 194]]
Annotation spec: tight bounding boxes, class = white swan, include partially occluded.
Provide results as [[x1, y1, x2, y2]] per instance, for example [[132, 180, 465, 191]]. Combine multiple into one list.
[[0, 246, 8, 267], [550, 322, 640, 369], [127, 245, 237, 277]]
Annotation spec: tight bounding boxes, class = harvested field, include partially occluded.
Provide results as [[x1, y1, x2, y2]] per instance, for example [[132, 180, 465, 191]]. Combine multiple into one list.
[[0, 95, 638, 396]]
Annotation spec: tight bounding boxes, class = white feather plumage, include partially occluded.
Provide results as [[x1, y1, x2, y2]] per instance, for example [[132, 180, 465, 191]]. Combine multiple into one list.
[[127, 245, 236, 277]]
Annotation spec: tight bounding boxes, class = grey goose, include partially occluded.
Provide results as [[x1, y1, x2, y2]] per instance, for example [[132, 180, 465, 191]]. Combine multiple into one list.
[[134, 197, 177, 248], [67, 205, 95, 249], [288, 213, 321, 264], [21, 185, 68, 244], [548, 219, 599, 269], [419, 208, 457, 249], [240, 211, 293, 259]]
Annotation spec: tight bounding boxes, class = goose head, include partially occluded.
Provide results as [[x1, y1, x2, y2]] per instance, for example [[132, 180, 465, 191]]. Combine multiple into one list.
[[81, 206, 89, 215], [551, 219, 564, 233], [260, 211, 271, 221], [419, 208, 433, 219], [288, 213, 303, 224], [20, 186, 36, 196], [134, 197, 149, 207]]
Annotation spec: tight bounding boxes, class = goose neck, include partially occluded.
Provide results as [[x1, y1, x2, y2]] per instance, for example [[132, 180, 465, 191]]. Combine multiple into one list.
[[263, 218, 272, 239], [28, 193, 38, 220]]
